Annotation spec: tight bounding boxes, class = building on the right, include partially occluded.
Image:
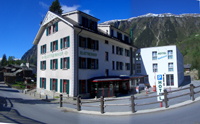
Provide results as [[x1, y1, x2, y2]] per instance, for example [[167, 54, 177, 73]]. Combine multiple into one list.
[[135, 45, 184, 88]]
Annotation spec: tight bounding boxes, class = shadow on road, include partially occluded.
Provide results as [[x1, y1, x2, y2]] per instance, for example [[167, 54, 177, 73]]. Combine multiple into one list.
[[0, 96, 45, 124]]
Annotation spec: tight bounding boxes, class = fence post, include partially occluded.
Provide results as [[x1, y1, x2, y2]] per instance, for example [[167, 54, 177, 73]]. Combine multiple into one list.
[[77, 95, 81, 111], [101, 96, 104, 114], [60, 94, 63, 107], [131, 95, 135, 113], [164, 89, 168, 108], [190, 84, 194, 101]]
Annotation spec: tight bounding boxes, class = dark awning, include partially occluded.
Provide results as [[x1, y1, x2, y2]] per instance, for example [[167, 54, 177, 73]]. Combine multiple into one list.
[[89, 76, 130, 82], [129, 74, 148, 79]]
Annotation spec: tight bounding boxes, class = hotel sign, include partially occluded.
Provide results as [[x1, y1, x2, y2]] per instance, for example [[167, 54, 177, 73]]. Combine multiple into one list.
[[80, 51, 97, 57], [42, 51, 68, 59], [158, 51, 167, 60], [157, 74, 164, 101]]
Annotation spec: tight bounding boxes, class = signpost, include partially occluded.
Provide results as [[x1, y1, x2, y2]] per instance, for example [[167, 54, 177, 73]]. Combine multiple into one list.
[[156, 74, 164, 101]]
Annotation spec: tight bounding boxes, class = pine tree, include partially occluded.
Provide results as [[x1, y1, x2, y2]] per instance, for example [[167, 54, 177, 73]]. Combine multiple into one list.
[[1, 54, 7, 66], [49, 0, 63, 15]]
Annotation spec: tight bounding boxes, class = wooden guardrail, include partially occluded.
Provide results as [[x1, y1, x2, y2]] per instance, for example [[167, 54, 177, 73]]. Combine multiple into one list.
[[59, 84, 200, 114]]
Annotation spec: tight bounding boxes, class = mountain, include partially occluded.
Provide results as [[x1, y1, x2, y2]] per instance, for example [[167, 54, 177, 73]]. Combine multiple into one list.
[[21, 45, 37, 66], [22, 13, 200, 66], [100, 13, 200, 65]]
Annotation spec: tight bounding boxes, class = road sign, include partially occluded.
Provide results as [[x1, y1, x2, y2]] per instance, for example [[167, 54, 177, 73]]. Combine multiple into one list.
[[157, 75, 164, 101]]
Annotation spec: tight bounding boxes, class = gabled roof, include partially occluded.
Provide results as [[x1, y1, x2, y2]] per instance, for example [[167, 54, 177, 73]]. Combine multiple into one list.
[[184, 64, 191, 69], [33, 11, 74, 45]]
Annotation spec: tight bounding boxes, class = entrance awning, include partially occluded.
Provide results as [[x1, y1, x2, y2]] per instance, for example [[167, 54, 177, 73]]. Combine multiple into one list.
[[89, 76, 130, 82], [129, 74, 148, 79]]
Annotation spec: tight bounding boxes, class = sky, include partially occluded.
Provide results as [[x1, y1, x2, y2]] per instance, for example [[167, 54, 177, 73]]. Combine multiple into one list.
[[0, 0, 200, 60]]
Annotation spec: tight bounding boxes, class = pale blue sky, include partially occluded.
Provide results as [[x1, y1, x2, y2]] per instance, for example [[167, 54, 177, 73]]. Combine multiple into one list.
[[0, 0, 199, 60]]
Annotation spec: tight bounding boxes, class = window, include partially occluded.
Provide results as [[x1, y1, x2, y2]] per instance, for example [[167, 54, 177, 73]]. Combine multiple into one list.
[[136, 64, 141, 73], [105, 69, 109, 76], [136, 53, 141, 61], [40, 78, 46, 89], [79, 57, 86, 69], [50, 78, 57, 91], [125, 63, 130, 70], [117, 32, 122, 40], [167, 74, 174, 86], [60, 57, 70, 69], [50, 59, 58, 70], [60, 79, 69, 94], [79, 36, 99, 50], [46, 22, 58, 36], [41, 44, 46, 54], [168, 50, 173, 59], [82, 17, 97, 31], [152, 51, 157, 60], [116, 62, 123, 70], [105, 52, 109, 61], [168, 63, 173, 72], [124, 35, 129, 43], [50, 40, 58, 51], [87, 58, 98, 69], [125, 49, 130, 57], [153, 63, 158, 72], [111, 29, 114, 37], [40, 61, 46, 70], [79, 80, 86, 94], [105, 40, 109, 44], [112, 45, 115, 54], [60, 36, 70, 49], [120, 62, 123, 70], [112, 61, 115, 70], [116, 46, 123, 55]]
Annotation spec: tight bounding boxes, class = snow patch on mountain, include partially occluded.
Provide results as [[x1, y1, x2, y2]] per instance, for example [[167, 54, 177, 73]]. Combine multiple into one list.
[[99, 13, 200, 25]]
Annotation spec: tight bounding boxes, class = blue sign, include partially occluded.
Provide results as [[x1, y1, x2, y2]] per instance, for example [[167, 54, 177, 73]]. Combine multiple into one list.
[[158, 55, 167, 60], [157, 75, 162, 80]]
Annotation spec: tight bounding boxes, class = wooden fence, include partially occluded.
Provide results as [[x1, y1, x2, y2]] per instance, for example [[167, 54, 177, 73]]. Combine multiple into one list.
[[59, 84, 200, 114]]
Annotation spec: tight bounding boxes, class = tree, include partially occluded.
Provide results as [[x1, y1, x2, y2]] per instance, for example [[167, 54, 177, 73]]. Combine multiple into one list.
[[49, 0, 63, 15], [1, 54, 7, 66], [8, 56, 15, 65]]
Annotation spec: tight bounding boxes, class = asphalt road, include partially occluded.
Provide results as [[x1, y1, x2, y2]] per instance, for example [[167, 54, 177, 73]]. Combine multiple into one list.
[[0, 82, 200, 124]]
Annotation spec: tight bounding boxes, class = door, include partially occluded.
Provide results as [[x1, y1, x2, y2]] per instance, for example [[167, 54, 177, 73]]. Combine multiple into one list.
[[63, 80, 67, 93]]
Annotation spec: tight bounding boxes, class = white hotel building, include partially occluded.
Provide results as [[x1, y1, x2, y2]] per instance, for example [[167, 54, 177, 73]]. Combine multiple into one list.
[[33, 10, 184, 98], [33, 10, 138, 98], [135, 45, 184, 88]]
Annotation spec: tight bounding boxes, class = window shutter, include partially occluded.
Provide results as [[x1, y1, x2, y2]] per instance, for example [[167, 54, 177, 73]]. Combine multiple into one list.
[[60, 58, 63, 69], [45, 61, 46, 70], [40, 78, 42, 88], [87, 38, 91, 49], [56, 40, 58, 50], [55, 22, 58, 31], [79, 36, 82, 47], [44, 78, 46, 89], [50, 79, 52, 90], [67, 80, 69, 94], [46, 27, 48, 36], [67, 36, 70, 47], [67, 57, 70, 69], [87, 58, 91, 69], [79, 57, 81, 69], [60, 79, 63, 93], [50, 60, 52, 69], [55, 79, 58, 92], [51, 42, 52, 51], [97, 59, 99, 69], [96, 40, 99, 50], [60, 38, 63, 49], [45, 44, 46, 53], [56, 59, 58, 69], [41, 46, 42, 54], [40, 61, 42, 70]]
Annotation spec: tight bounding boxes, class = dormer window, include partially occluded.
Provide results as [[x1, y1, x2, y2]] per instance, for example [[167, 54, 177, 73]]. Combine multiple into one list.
[[117, 32, 122, 40]]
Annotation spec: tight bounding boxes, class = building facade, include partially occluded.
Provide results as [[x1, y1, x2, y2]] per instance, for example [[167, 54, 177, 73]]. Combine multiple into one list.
[[33, 10, 138, 98], [135, 45, 184, 88]]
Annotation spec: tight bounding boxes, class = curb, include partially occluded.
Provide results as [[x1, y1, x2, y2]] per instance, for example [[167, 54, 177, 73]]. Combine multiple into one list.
[[59, 96, 200, 116]]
